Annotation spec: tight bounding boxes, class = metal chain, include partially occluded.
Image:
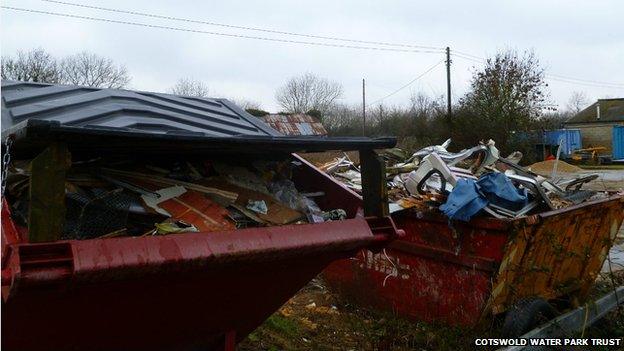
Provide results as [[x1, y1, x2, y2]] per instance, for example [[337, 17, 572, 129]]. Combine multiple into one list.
[[1, 136, 14, 197]]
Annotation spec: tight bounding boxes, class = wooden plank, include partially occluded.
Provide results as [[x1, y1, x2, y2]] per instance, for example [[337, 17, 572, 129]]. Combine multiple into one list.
[[202, 179, 304, 225], [359, 149, 388, 217], [28, 142, 71, 242], [101, 168, 238, 204]]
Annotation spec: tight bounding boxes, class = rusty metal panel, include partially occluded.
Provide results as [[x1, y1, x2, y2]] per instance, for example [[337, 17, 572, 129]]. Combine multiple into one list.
[[488, 196, 624, 314], [323, 194, 624, 326], [260, 114, 328, 136], [324, 208, 511, 326]]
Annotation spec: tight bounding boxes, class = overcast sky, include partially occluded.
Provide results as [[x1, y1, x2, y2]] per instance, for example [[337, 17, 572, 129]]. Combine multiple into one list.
[[2, 0, 623, 112]]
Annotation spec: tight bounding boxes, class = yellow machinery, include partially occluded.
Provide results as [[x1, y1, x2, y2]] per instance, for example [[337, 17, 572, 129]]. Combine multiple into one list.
[[570, 146, 607, 165]]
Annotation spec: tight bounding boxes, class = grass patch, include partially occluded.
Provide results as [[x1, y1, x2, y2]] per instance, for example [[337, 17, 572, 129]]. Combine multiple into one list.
[[579, 164, 624, 170], [264, 315, 300, 338]]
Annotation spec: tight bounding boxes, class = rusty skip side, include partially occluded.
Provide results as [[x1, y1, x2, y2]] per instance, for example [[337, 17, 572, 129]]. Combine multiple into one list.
[[323, 209, 511, 326], [323, 194, 624, 327], [487, 195, 624, 315]]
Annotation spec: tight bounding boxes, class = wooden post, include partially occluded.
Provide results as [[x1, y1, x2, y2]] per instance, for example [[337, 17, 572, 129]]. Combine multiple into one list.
[[28, 142, 71, 242], [446, 47, 452, 134], [362, 78, 366, 136], [359, 149, 388, 217]]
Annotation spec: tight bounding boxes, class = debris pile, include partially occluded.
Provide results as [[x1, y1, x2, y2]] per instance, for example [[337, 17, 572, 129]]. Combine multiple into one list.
[[322, 139, 606, 222], [528, 159, 583, 176], [5, 156, 346, 240]]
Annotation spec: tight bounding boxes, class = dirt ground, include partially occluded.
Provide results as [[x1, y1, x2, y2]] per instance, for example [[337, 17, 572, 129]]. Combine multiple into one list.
[[240, 166, 624, 351], [240, 274, 624, 351], [238, 279, 485, 351]]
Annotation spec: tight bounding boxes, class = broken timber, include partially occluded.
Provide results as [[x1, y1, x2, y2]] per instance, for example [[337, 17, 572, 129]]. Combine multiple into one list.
[[359, 149, 389, 217], [28, 142, 71, 242], [100, 168, 238, 204]]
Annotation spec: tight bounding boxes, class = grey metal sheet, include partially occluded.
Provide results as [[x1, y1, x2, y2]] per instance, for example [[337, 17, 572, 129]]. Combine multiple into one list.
[[1, 80, 397, 156], [1, 80, 280, 137]]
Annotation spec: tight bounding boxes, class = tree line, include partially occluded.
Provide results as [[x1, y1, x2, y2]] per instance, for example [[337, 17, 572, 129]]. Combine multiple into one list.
[[2, 48, 591, 163], [273, 50, 590, 163], [1, 48, 130, 88]]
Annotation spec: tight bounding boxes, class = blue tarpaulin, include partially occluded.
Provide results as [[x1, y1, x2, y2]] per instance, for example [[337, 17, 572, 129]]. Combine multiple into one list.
[[439, 179, 489, 222], [477, 173, 528, 211], [440, 173, 528, 222]]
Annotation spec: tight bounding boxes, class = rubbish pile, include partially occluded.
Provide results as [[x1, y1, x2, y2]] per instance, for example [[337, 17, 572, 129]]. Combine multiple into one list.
[[320, 139, 607, 222], [5, 156, 347, 240]]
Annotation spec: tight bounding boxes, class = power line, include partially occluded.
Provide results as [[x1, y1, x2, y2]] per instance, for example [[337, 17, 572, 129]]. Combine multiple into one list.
[[367, 60, 444, 106], [40, 0, 444, 51], [5, 5, 622, 91], [545, 76, 624, 89], [545, 73, 624, 88], [452, 51, 624, 89], [452, 53, 483, 64], [1, 6, 444, 54], [451, 49, 484, 61]]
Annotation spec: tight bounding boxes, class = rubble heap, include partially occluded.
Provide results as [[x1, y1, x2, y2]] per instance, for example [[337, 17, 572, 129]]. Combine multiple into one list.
[[320, 139, 608, 221], [5, 156, 346, 240]]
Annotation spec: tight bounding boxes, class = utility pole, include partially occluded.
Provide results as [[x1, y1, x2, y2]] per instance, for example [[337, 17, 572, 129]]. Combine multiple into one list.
[[445, 47, 452, 132], [362, 78, 366, 136]]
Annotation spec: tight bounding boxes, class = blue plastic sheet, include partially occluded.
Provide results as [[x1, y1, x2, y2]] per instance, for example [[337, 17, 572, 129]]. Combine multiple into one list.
[[439, 179, 488, 222], [477, 173, 528, 211], [440, 173, 528, 222]]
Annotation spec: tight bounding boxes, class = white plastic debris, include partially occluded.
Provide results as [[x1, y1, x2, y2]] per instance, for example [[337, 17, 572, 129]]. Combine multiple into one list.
[[141, 185, 187, 217], [246, 200, 268, 215]]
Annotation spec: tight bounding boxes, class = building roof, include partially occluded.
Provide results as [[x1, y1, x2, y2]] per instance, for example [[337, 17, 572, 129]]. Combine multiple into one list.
[[565, 98, 624, 124], [1, 80, 279, 137], [259, 113, 328, 136]]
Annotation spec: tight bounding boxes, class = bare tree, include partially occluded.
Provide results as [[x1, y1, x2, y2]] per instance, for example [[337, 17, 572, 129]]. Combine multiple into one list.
[[323, 103, 361, 133], [1, 48, 61, 83], [409, 92, 441, 117], [230, 98, 261, 110], [60, 52, 130, 88], [170, 78, 210, 97], [1, 49, 131, 88], [566, 91, 589, 114], [275, 73, 343, 115]]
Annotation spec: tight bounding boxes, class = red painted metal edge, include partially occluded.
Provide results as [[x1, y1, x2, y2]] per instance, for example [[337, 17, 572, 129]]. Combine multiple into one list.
[[2, 215, 399, 351], [2, 218, 384, 298], [387, 240, 497, 272]]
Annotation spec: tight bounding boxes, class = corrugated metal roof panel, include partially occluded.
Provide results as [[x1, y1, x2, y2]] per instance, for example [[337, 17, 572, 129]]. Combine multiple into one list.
[[259, 113, 327, 136], [1, 80, 279, 137]]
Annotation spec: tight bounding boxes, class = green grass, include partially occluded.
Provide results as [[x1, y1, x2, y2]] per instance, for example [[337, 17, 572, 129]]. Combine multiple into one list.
[[264, 315, 301, 338], [579, 164, 624, 170]]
